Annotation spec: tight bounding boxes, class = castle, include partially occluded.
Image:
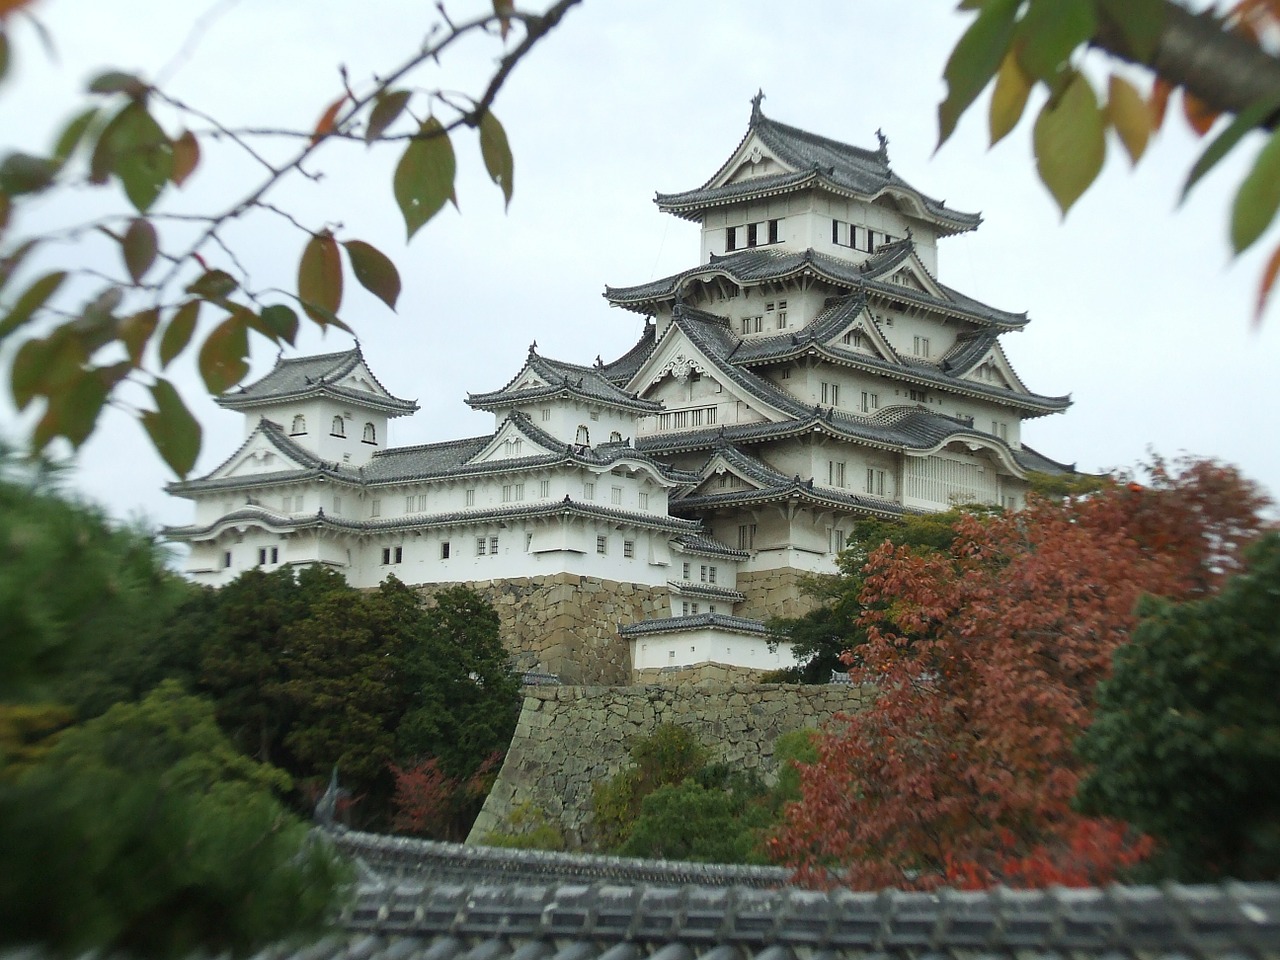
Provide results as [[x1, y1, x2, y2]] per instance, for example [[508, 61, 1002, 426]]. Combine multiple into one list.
[[166, 99, 1073, 684]]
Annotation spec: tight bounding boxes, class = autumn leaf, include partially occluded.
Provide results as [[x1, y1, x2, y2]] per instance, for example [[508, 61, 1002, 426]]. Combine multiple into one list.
[[1255, 244, 1280, 325], [989, 52, 1031, 146], [311, 94, 347, 145], [197, 313, 250, 394], [1033, 71, 1105, 215], [393, 116, 456, 239], [365, 89, 411, 143], [342, 239, 400, 311], [298, 229, 343, 323], [1105, 74, 1151, 165], [170, 130, 200, 186]]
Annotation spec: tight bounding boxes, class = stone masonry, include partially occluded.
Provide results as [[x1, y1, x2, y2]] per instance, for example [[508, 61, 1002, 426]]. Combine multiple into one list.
[[467, 682, 868, 848], [733, 567, 822, 621], [418, 574, 669, 685]]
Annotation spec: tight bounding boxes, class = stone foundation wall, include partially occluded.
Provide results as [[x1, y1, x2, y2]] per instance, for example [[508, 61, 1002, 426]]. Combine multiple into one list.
[[468, 682, 868, 848], [417, 575, 668, 685], [734, 567, 822, 621], [631, 662, 768, 685]]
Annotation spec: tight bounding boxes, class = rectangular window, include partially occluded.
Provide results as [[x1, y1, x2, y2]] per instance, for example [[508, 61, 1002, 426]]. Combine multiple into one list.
[[526, 532, 534, 551], [914, 335, 931, 358], [258, 548, 266, 566], [821, 382, 840, 406], [223, 550, 232, 569], [780, 368, 791, 380], [418, 495, 427, 511], [541, 407, 551, 422], [747, 222, 758, 247], [740, 317, 750, 335], [828, 460, 846, 487], [700, 564, 708, 582], [867, 231, 876, 253], [752, 316, 763, 333], [441, 541, 450, 559], [850, 225, 859, 250], [681, 602, 690, 616], [489, 535, 499, 554], [777, 309, 787, 329], [611, 486, 623, 505], [332, 496, 342, 516], [405, 495, 415, 513], [596, 535, 607, 555], [831, 219, 839, 243], [682, 561, 691, 579], [394, 546, 402, 564], [584, 482, 595, 500], [370, 499, 381, 518], [623, 540, 635, 558], [540, 480, 550, 498], [726, 226, 737, 252], [639, 491, 649, 509], [708, 566, 717, 584], [514, 483, 524, 501], [476, 537, 487, 556], [465, 489, 475, 507], [768, 218, 780, 244], [737, 524, 757, 549], [860, 391, 879, 413], [295, 495, 303, 512], [381, 547, 392, 565], [909, 388, 928, 403], [502, 484, 513, 502], [831, 528, 847, 553], [866, 468, 886, 496]]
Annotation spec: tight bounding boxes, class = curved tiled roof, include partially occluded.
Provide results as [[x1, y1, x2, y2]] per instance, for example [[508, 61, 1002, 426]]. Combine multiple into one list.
[[620, 612, 771, 638], [667, 581, 747, 604], [600, 323, 659, 386], [469, 348, 662, 414], [654, 108, 980, 236], [167, 419, 360, 496], [605, 247, 1028, 330], [217, 346, 418, 415], [166, 496, 703, 543], [671, 533, 750, 560]]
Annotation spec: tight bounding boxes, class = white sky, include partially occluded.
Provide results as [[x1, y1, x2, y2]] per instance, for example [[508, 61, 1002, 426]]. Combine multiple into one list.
[[2, 0, 1278, 531]]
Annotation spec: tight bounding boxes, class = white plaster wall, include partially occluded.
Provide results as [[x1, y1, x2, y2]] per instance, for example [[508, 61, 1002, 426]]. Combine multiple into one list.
[[631, 630, 800, 673]]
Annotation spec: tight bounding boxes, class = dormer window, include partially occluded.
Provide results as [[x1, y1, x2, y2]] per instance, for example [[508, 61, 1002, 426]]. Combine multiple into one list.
[[609, 431, 622, 443], [330, 416, 345, 438], [362, 422, 377, 444], [290, 414, 307, 435], [576, 425, 589, 445]]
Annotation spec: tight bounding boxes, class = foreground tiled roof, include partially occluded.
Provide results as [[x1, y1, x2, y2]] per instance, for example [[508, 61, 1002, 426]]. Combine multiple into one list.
[[286, 832, 1280, 960], [470, 348, 662, 414], [620, 613, 771, 638]]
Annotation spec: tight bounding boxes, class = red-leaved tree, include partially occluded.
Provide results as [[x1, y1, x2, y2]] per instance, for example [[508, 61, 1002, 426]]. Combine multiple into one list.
[[770, 458, 1268, 889], [390, 752, 503, 842]]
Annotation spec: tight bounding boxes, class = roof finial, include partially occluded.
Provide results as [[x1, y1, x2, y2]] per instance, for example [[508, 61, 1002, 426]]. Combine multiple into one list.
[[875, 128, 889, 161], [750, 89, 765, 122], [528, 340, 538, 355]]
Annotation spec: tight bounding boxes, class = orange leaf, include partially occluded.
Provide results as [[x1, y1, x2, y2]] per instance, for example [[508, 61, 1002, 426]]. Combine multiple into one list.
[[1254, 243, 1280, 327], [1149, 76, 1173, 131], [311, 94, 347, 145], [0, 0, 36, 18], [1182, 90, 1219, 136]]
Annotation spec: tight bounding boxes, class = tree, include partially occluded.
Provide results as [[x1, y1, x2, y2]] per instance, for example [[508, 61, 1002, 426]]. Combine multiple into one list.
[[0, 681, 347, 958], [939, 0, 1280, 318], [770, 459, 1269, 889], [0, 0, 581, 474], [1076, 532, 1280, 880]]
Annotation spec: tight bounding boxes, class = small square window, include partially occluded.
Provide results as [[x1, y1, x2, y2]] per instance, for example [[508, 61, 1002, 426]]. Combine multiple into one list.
[[611, 486, 622, 505], [596, 535, 607, 554]]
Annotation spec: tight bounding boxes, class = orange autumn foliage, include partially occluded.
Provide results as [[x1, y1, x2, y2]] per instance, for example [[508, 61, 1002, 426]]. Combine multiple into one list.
[[770, 459, 1268, 890]]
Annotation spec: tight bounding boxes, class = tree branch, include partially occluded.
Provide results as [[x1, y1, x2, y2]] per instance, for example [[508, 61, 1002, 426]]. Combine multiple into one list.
[[1094, 1, 1280, 123]]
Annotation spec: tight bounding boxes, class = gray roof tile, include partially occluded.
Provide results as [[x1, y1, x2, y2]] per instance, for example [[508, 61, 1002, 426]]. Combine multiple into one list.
[[655, 110, 980, 236], [218, 346, 417, 414], [469, 349, 662, 414]]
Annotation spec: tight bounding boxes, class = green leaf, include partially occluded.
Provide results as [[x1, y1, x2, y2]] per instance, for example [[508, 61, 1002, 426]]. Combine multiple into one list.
[[989, 51, 1032, 146], [122, 217, 157, 284], [0, 153, 58, 195], [142, 378, 202, 477], [0, 270, 65, 341], [92, 102, 173, 212], [1096, 0, 1166, 62], [0, 237, 37, 293], [938, 0, 1019, 146], [186, 268, 238, 302], [298, 229, 343, 323], [158, 300, 199, 370], [170, 129, 199, 186], [197, 314, 250, 394], [342, 239, 400, 311], [478, 109, 514, 209], [259, 304, 299, 346], [87, 70, 145, 96], [11, 336, 52, 410], [1231, 126, 1280, 253], [366, 89, 410, 143], [1183, 92, 1280, 202], [118, 307, 159, 366], [52, 107, 97, 163], [39, 367, 108, 449], [1013, 0, 1095, 83], [1033, 71, 1105, 216], [393, 117, 456, 239]]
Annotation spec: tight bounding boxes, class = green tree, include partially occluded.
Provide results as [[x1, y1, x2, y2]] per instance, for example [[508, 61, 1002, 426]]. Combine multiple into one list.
[[619, 777, 772, 864], [0, 681, 346, 958], [1077, 532, 1280, 880], [396, 585, 522, 780]]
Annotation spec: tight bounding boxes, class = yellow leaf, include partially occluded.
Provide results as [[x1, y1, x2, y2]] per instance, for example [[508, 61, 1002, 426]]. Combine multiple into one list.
[[989, 51, 1032, 146], [1033, 72, 1106, 216], [1106, 74, 1151, 165]]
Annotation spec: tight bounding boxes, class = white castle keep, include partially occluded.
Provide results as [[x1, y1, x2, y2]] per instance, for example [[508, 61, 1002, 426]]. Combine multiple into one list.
[[166, 98, 1073, 685]]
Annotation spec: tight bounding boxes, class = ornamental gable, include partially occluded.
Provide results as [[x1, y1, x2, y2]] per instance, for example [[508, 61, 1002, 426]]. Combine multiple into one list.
[[961, 343, 1025, 394], [831, 310, 899, 363], [206, 421, 316, 482], [466, 416, 556, 466]]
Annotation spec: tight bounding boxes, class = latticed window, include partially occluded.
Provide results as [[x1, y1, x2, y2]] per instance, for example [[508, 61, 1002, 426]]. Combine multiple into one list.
[[363, 422, 376, 443], [290, 414, 306, 435], [330, 416, 345, 437]]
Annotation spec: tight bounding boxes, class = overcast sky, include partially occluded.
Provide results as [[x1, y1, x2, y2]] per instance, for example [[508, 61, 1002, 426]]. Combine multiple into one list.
[[1, 0, 1277, 531]]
